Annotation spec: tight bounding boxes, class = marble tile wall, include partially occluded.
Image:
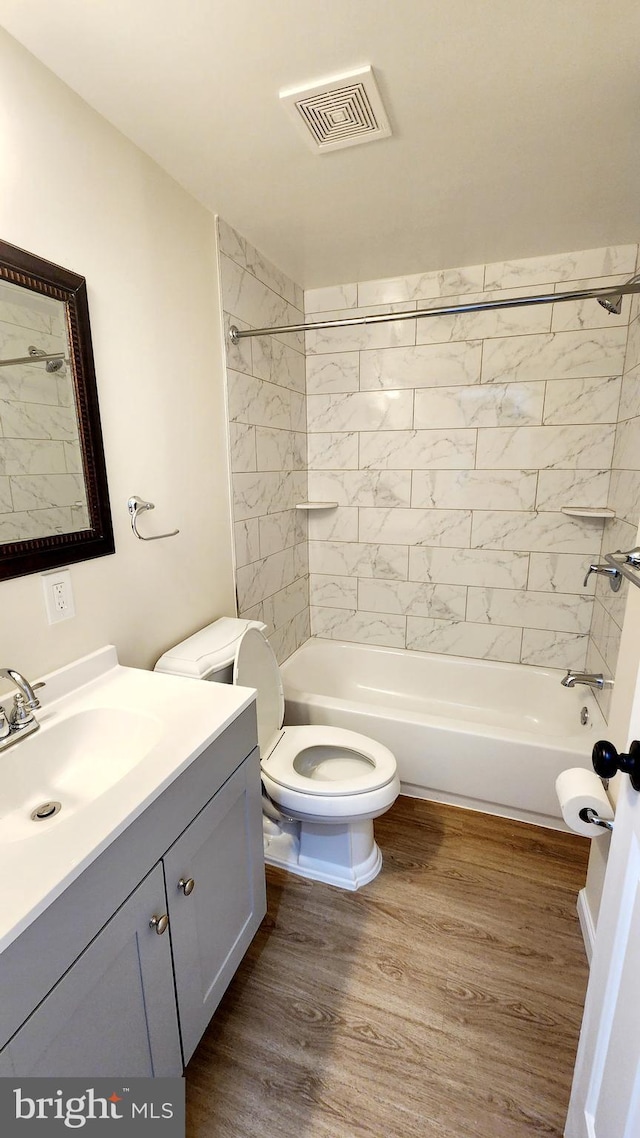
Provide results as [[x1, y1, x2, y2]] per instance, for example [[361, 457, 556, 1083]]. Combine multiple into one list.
[[305, 244, 638, 670], [0, 283, 88, 542], [218, 219, 310, 663], [587, 254, 640, 718]]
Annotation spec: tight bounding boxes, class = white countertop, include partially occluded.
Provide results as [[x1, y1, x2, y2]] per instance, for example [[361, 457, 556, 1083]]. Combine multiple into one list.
[[0, 646, 256, 953]]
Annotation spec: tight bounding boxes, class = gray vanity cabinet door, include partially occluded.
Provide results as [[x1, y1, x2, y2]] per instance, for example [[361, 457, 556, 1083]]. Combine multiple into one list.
[[3, 864, 182, 1078], [0, 1048, 15, 1074], [164, 751, 266, 1063]]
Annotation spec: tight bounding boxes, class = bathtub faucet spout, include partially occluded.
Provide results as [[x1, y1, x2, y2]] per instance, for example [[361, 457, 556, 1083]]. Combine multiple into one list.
[[561, 671, 609, 691]]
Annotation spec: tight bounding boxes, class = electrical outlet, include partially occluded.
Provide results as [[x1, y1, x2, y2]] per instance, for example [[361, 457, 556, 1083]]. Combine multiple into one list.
[[42, 569, 75, 624], [53, 581, 66, 612]]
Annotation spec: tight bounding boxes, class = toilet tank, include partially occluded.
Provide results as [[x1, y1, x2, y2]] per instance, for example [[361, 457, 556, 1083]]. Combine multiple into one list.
[[154, 617, 267, 684]]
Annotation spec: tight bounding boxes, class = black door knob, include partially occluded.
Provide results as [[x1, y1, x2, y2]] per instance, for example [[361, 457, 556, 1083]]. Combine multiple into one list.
[[593, 739, 640, 791]]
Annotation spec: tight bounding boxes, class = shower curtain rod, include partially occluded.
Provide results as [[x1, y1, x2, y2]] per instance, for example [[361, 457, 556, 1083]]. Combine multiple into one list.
[[0, 351, 65, 368], [228, 281, 640, 343]]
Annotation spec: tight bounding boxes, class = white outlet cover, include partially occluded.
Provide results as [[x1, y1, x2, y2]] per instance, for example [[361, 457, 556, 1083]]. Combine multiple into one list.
[[42, 569, 75, 624]]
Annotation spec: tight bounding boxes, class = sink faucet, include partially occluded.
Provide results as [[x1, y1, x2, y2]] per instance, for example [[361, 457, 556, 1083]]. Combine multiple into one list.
[[0, 668, 45, 750], [561, 671, 611, 691], [0, 668, 43, 710]]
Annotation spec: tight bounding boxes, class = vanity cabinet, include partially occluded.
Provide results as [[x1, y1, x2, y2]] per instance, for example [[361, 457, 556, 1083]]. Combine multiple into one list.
[[165, 758, 265, 1063], [0, 1050, 14, 1076], [0, 708, 265, 1076], [1, 865, 181, 1077]]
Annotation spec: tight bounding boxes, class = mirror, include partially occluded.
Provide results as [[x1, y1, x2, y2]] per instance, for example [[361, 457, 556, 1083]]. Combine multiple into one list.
[[0, 240, 113, 580]]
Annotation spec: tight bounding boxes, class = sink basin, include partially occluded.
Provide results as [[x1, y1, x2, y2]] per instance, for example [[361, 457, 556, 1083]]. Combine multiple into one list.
[[0, 707, 162, 844], [0, 644, 255, 954]]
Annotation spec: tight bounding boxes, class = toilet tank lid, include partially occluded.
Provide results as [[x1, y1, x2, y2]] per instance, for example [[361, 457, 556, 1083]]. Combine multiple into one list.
[[154, 617, 268, 679]]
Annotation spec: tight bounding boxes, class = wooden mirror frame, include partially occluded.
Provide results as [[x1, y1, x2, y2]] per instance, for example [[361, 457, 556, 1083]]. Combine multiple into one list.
[[0, 239, 114, 580]]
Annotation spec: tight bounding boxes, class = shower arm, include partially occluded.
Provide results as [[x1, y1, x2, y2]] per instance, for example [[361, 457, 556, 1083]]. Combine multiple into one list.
[[229, 280, 640, 342]]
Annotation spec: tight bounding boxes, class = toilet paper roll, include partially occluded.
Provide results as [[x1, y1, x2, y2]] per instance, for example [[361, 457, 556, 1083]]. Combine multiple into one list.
[[555, 767, 614, 837]]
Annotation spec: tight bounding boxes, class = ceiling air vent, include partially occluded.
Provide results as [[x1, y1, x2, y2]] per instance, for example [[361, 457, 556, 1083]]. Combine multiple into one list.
[[279, 66, 392, 153]]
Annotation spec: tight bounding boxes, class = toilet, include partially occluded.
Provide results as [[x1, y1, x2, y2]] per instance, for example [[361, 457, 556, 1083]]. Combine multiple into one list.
[[155, 618, 400, 889]]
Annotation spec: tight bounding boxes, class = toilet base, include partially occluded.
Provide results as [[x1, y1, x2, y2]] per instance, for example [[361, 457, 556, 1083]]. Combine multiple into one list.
[[262, 815, 382, 890]]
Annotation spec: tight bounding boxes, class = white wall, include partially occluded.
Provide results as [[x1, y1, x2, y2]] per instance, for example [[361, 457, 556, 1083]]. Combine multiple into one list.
[[0, 30, 235, 685]]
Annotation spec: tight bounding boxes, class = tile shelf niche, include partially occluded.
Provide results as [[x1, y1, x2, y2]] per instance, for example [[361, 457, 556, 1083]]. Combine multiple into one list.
[[560, 507, 615, 519], [295, 502, 338, 510]]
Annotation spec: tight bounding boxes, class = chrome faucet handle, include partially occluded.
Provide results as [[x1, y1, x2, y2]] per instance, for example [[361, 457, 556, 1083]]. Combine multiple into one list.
[[583, 564, 622, 591], [28, 681, 45, 710], [0, 706, 10, 740], [9, 692, 36, 729]]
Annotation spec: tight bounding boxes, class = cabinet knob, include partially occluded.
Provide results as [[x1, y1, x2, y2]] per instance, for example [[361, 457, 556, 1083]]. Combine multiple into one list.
[[178, 877, 195, 896], [149, 913, 169, 935]]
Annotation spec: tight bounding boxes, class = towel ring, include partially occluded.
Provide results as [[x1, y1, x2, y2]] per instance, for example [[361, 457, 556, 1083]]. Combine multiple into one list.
[[127, 496, 179, 541]]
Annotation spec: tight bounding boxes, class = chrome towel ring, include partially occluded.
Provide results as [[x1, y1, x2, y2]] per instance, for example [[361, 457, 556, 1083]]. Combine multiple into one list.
[[127, 496, 179, 541]]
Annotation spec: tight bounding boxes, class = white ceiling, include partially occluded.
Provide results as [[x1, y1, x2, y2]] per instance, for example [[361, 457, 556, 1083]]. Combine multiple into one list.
[[1, 0, 639, 288]]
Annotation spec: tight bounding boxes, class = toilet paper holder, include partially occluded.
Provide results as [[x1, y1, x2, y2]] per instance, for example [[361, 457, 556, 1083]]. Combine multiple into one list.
[[579, 806, 614, 832]]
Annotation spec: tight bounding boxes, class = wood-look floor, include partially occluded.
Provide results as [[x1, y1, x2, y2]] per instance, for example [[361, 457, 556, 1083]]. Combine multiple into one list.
[[186, 797, 590, 1138]]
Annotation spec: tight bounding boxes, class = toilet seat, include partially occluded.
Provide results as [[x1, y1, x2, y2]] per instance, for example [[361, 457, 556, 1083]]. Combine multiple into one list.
[[233, 627, 286, 758], [233, 628, 398, 802], [264, 725, 397, 797]]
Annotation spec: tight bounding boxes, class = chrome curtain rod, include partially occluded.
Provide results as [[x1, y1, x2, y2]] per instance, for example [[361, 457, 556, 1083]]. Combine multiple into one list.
[[229, 281, 640, 343], [0, 352, 65, 369]]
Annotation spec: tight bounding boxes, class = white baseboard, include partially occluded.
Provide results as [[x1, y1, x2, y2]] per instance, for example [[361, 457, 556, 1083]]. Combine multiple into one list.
[[577, 887, 596, 964]]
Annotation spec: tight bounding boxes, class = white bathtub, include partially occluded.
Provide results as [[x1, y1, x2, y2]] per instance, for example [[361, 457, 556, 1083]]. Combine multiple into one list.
[[280, 638, 606, 830]]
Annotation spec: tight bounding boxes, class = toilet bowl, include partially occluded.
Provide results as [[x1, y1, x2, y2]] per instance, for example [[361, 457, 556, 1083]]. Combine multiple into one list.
[[155, 619, 400, 889]]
